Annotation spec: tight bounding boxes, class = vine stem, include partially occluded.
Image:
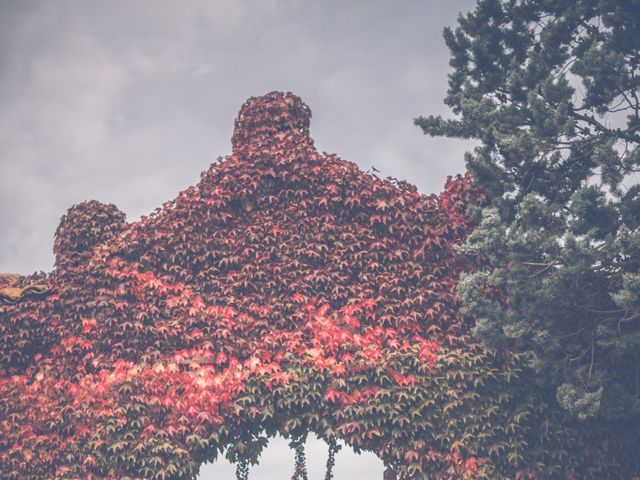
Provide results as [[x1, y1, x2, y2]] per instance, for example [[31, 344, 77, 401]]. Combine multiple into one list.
[[324, 438, 341, 480], [291, 439, 308, 480], [235, 459, 249, 480]]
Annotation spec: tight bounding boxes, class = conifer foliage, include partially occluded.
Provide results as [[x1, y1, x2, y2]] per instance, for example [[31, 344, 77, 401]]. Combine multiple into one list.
[[416, 0, 640, 434], [1, 92, 638, 479]]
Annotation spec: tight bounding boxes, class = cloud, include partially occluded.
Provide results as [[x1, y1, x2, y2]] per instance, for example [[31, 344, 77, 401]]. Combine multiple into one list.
[[1, 0, 476, 274]]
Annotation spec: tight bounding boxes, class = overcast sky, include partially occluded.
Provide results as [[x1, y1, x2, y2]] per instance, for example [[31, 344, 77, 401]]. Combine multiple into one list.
[[0, 0, 476, 477]]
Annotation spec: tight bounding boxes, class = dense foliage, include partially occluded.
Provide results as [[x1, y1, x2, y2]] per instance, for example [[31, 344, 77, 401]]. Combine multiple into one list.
[[416, 0, 640, 426], [1, 92, 638, 479]]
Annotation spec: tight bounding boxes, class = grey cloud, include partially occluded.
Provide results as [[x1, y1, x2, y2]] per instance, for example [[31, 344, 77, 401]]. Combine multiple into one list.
[[1, 0, 476, 274]]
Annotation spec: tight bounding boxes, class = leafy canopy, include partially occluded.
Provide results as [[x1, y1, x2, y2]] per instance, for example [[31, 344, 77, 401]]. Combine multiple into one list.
[[416, 0, 640, 422]]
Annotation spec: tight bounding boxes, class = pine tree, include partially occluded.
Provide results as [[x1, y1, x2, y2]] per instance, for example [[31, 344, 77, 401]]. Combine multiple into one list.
[[416, 0, 640, 421]]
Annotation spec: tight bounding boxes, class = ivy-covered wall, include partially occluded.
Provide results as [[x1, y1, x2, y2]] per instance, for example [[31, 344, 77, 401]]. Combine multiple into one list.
[[1, 92, 638, 479]]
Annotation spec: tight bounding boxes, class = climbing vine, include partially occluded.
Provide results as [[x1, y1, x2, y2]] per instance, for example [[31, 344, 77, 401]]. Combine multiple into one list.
[[0, 92, 638, 479], [235, 459, 249, 480], [324, 438, 340, 480], [290, 437, 308, 480]]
